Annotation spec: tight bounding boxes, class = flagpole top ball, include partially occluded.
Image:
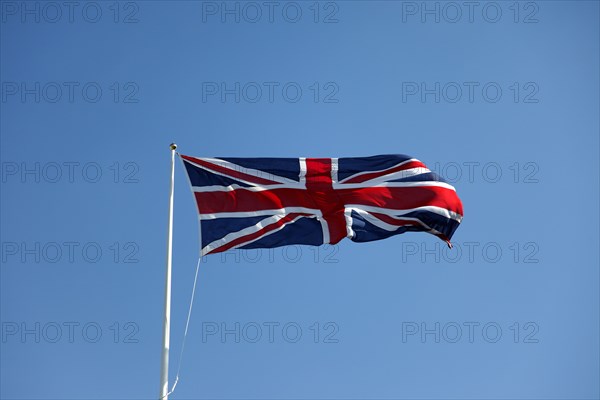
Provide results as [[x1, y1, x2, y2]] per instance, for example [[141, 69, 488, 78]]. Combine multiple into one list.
[[169, 143, 177, 151]]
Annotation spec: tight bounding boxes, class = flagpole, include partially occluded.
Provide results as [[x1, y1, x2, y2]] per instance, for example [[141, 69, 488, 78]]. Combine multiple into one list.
[[159, 143, 177, 400]]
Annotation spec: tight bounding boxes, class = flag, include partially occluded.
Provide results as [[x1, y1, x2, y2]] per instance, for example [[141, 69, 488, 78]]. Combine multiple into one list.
[[180, 154, 463, 256]]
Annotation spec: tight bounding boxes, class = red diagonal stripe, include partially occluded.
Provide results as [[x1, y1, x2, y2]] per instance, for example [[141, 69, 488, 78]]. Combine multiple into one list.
[[343, 160, 427, 184], [370, 212, 422, 227], [182, 155, 280, 186], [206, 212, 311, 254]]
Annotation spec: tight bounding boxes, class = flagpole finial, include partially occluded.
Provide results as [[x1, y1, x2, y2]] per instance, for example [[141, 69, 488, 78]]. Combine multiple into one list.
[[170, 143, 177, 151]]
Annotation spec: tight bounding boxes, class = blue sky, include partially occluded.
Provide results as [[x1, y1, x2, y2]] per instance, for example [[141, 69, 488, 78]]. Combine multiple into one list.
[[1, 1, 599, 399]]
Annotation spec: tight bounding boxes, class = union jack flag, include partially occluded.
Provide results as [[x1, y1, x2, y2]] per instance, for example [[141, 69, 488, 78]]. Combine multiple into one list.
[[180, 154, 463, 256]]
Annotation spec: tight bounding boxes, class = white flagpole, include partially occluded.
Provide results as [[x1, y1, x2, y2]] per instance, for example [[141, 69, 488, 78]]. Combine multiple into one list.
[[159, 143, 177, 400]]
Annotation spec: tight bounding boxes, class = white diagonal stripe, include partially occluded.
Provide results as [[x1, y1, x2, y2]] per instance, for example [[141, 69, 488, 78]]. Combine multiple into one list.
[[199, 207, 322, 220], [348, 207, 430, 231], [202, 213, 311, 255], [345, 167, 431, 186], [185, 157, 301, 186], [344, 204, 463, 223], [338, 158, 420, 183]]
